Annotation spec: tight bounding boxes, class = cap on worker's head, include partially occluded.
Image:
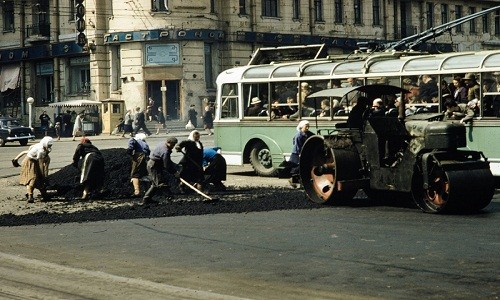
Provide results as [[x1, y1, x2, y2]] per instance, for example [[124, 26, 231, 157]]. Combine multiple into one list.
[[166, 137, 178, 144], [81, 137, 91, 144], [135, 133, 147, 141]]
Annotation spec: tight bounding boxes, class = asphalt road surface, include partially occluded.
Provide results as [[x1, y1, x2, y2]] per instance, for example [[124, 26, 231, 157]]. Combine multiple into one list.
[[0, 134, 499, 299]]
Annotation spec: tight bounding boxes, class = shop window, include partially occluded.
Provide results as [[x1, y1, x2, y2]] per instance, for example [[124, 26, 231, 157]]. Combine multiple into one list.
[[35, 62, 54, 105]]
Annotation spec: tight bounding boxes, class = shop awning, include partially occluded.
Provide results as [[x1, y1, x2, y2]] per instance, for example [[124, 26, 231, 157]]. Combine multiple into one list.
[[48, 100, 102, 107], [0, 64, 20, 92]]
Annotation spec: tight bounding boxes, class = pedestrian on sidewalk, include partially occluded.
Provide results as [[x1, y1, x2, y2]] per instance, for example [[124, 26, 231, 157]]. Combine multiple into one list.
[[202, 105, 214, 136], [39, 111, 51, 136], [188, 104, 198, 128], [146, 97, 155, 122], [155, 107, 166, 135], [122, 109, 134, 137], [133, 107, 152, 136], [72, 112, 85, 141]]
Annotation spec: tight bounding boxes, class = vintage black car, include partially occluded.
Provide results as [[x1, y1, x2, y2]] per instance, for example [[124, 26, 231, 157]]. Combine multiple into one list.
[[0, 116, 35, 146]]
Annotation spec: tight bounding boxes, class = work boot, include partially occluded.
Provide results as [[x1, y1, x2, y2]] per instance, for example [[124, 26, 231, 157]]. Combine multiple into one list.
[[288, 175, 301, 189]]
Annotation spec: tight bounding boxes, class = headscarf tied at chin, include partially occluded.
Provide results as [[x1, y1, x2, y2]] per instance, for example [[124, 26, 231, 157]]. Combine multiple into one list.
[[40, 136, 54, 152]]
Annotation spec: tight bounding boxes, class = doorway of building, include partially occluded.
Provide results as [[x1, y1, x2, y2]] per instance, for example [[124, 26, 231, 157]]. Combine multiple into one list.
[[146, 80, 180, 120]]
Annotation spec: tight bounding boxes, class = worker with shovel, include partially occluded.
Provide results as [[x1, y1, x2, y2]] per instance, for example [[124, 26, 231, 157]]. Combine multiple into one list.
[[175, 130, 204, 191], [142, 137, 180, 205]]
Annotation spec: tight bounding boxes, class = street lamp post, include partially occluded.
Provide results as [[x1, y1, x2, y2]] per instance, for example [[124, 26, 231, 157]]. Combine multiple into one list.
[[26, 97, 34, 129]]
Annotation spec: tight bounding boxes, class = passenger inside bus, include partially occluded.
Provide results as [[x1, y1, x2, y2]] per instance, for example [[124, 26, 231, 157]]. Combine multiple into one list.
[[463, 73, 480, 101], [318, 99, 330, 117], [452, 76, 468, 104], [245, 97, 266, 116], [443, 99, 476, 123], [278, 96, 298, 119], [490, 72, 500, 117], [270, 100, 282, 119], [419, 75, 438, 103]]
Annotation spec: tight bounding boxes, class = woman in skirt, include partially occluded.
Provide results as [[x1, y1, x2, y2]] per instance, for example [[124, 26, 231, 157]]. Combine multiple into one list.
[[72, 137, 105, 199], [12, 136, 54, 203]]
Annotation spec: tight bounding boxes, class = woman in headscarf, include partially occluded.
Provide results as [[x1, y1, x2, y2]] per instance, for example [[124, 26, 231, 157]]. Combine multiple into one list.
[[289, 120, 314, 187], [72, 137, 105, 200], [175, 130, 204, 189], [127, 133, 150, 197], [12, 136, 54, 203]]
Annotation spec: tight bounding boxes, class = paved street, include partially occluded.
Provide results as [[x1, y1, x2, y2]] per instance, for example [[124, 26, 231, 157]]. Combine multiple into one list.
[[0, 194, 498, 299]]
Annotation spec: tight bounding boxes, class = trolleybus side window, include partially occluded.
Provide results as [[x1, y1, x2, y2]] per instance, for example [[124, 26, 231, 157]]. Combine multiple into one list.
[[482, 71, 500, 118], [220, 83, 239, 119], [243, 83, 269, 117], [269, 81, 298, 120]]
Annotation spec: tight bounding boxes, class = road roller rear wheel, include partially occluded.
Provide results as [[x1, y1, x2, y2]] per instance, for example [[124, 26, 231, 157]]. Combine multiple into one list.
[[412, 169, 450, 213], [300, 136, 360, 205], [412, 166, 494, 213]]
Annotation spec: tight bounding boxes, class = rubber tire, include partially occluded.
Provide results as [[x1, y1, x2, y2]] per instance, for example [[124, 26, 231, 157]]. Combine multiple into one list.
[[249, 141, 279, 177], [0, 137, 5, 147], [19, 139, 28, 146]]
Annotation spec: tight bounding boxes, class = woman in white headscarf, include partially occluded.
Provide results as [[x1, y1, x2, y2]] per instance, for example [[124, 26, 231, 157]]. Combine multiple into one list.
[[175, 130, 204, 188], [288, 120, 314, 187], [12, 136, 54, 203]]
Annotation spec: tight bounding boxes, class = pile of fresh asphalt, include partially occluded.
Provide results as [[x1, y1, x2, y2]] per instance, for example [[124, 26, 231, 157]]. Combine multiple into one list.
[[0, 148, 321, 226]]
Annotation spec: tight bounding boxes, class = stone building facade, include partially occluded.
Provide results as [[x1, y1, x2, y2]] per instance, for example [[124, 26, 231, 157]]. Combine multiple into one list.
[[0, 0, 499, 129]]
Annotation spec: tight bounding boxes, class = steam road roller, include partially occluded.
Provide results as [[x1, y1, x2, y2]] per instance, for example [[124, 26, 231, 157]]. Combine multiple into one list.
[[300, 85, 494, 213]]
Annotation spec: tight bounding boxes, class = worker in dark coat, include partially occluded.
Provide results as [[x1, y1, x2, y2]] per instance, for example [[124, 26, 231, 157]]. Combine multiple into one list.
[[72, 137, 105, 200], [143, 137, 180, 204], [202, 147, 227, 191], [175, 130, 204, 189]]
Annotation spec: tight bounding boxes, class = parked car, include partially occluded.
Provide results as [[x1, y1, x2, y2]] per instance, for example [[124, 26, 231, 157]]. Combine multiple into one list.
[[0, 116, 35, 146]]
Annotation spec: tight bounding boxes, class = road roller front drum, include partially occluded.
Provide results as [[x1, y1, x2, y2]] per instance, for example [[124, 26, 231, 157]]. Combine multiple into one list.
[[300, 136, 361, 205]]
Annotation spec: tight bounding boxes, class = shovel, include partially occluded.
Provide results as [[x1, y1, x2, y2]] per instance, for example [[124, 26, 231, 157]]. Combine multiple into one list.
[[179, 177, 219, 202]]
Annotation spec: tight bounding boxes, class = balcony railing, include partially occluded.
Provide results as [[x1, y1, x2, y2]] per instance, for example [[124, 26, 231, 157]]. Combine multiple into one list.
[[26, 22, 50, 38]]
